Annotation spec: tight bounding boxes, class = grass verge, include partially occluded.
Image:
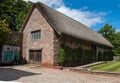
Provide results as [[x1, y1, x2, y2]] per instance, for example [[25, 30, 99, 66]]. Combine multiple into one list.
[[87, 61, 120, 72]]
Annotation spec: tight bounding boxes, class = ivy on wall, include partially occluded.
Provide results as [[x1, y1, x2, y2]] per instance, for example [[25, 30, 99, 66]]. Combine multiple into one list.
[[58, 44, 95, 66], [98, 51, 113, 61], [58, 44, 113, 66]]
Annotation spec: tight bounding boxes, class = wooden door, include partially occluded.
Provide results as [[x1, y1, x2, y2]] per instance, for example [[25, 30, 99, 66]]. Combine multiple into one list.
[[29, 50, 42, 64]]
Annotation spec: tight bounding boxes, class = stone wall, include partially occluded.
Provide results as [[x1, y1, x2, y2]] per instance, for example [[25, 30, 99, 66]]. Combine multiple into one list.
[[6, 31, 22, 47], [113, 56, 120, 61], [53, 33, 60, 65], [22, 8, 59, 65]]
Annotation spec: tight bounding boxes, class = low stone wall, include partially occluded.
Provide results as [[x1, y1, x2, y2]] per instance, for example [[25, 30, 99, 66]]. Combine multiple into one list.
[[70, 68, 120, 77], [70, 61, 120, 77], [113, 56, 120, 61]]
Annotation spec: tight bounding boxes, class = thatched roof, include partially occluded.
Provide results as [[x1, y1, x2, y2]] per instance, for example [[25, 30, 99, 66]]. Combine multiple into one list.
[[21, 2, 113, 48]]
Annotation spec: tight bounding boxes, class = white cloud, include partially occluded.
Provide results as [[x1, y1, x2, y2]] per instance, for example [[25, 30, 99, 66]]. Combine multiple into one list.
[[116, 28, 120, 32], [24, 0, 106, 27], [56, 6, 105, 27]]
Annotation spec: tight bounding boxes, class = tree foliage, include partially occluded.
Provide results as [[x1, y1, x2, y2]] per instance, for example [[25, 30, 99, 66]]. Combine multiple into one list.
[[112, 32, 120, 56], [98, 24, 120, 56], [0, 19, 11, 45], [0, 0, 33, 31], [98, 24, 116, 42], [15, 1, 33, 31]]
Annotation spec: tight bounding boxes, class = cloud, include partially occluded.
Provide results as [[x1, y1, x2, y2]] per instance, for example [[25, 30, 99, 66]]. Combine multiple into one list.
[[24, 0, 106, 27], [116, 28, 120, 32], [56, 6, 105, 27]]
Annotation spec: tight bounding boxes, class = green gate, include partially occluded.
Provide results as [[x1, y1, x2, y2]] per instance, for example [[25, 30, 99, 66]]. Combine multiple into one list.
[[1, 45, 20, 63], [3, 50, 19, 62]]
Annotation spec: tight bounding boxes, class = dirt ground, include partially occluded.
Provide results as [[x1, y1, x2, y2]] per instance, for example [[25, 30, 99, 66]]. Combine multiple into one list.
[[0, 65, 120, 83]]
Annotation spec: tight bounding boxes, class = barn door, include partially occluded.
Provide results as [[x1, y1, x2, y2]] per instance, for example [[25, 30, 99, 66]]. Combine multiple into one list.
[[29, 50, 42, 64]]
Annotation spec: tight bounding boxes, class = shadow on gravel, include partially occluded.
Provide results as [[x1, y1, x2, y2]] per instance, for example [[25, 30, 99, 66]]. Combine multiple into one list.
[[0, 68, 41, 81]]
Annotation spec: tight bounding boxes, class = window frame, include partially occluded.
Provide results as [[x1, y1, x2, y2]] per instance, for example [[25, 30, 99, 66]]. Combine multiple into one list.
[[31, 30, 41, 41]]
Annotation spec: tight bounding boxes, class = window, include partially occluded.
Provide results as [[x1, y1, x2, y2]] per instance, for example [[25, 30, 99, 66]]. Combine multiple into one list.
[[31, 30, 41, 41]]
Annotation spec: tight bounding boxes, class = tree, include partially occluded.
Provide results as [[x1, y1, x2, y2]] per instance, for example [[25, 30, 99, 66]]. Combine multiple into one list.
[[112, 32, 120, 56], [15, 1, 33, 31], [98, 24, 115, 42], [0, 0, 33, 31], [0, 19, 12, 45], [98, 24, 120, 56], [0, 0, 17, 31], [0, 19, 12, 54]]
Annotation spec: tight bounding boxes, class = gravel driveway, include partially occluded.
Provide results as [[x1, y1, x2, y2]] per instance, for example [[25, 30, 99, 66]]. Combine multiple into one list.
[[0, 66, 120, 83]]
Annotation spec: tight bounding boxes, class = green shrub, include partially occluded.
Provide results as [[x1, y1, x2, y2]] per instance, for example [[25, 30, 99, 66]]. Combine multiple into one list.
[[58, 48, 66, 66]]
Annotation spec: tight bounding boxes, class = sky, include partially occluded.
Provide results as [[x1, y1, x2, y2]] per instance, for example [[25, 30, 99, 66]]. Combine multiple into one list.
[[24, 0, 120, 31]]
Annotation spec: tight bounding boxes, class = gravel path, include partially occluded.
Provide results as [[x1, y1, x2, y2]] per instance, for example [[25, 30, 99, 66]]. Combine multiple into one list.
[[0, 66, 120, 83]]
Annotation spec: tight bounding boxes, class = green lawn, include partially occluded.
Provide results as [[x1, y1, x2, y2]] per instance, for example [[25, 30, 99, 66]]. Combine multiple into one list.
[[87, 61, 120, 72]]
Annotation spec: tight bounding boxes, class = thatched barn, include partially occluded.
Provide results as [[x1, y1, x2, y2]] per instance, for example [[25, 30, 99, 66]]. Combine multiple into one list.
[[21, 2, 113, 66]]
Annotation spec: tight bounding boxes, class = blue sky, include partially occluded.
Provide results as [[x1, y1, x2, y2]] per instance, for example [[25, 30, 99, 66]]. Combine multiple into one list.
[[63, 0, 120, 31], [25, 0, 120, 31]]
